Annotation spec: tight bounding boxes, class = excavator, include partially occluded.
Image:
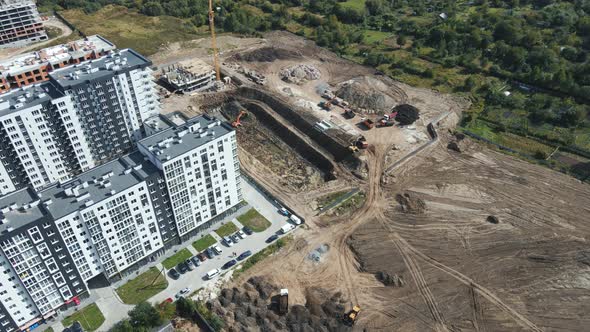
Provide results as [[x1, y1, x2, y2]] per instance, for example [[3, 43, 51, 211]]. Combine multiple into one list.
[[343, 305, 361, 326], [232, 111, 247, 128]]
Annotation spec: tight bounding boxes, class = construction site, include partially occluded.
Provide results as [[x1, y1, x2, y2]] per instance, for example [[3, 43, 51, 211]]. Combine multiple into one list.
[[151, 30, 590, 331]]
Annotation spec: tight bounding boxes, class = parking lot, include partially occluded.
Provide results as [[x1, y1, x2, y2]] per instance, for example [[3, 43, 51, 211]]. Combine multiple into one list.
[[149, 179, 298, 304]]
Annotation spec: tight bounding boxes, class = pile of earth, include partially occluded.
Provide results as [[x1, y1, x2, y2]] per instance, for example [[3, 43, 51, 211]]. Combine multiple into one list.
[[395, 192, 426, 214], [336, 76, 397, 113], [280, 64, 321, 84], [232, 47, 301, 62], [393, 104, 420, 125], [209, 276, 352, 331]]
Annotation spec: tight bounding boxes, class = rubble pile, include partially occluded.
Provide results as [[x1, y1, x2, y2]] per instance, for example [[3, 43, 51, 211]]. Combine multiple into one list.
[[280, 64, 321, 84], [393, 104, 420, 125], [395, 192, 426, 214], [210, 276, 351, 331], [336, 77, 397, 113], [375, 271, 405, 287]]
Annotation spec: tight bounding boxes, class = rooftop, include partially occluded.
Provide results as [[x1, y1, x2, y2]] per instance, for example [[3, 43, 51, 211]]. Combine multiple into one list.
[[138, 114, 233, 163], [0, 82, 62, 118], [49, 48, 150, 88], [39, 151, 160, 220], [0, 187, 45, 234], [0, 35, 115, 77]]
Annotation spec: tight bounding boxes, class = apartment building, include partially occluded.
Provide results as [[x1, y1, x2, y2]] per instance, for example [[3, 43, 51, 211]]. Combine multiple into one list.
[[0, 35, 115, 93], [0, 0, 46, 48], [0, 115, 241, 331], [0, 48, 160, 196]]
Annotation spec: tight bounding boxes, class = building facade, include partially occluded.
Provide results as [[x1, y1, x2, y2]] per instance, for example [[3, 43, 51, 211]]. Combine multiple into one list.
[[0, 0, 46, 48], [0, 48, 160, 196], [0, 115, 241, 331]]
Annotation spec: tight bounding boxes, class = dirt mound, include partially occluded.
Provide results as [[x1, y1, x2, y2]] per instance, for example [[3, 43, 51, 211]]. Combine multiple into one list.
[[375, 271, 405, 287], [395, 192, 426, 214], [232, 47, 301, 62], [486, 215, 500, 224], [213, 276, 351, 331], [393, 104, 420, 125], [280, 64, 321, 84], [336, 76, 398, 113]]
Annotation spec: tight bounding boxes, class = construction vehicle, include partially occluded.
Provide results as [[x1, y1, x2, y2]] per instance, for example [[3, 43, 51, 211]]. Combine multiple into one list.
[[348, 145, 359, 153], [343, 305, 361, 326], [208, 0, 221, 83], [356, 137, 368, 149], [362, 118, 374, 129], [319, 100, 333, 111], [344, 108, 355, 119], [278, 289, 289, 314], [232, 111, 247, 127], [377, 119, 395, 127]]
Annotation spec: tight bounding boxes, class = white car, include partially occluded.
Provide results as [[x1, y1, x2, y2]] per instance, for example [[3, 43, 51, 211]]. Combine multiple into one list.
[[175, 287, 191, 298], [237, 230, 246, 238], [212, 244, 223, 255], [223, 236, 233, 247]]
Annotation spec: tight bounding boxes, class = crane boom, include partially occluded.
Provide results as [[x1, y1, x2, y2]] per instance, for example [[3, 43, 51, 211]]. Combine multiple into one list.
[[208, 0, 221, 81]]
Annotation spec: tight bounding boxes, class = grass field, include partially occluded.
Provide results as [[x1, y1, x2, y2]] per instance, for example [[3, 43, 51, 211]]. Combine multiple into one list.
[[317, 190, 350, 208], [363, 30, 391, 44], [116, 267, 168, 304], [192, 234, 217, 252], [237, 209, 271, 232], [62, 303, 105, 332], [340, 0, 366, 11], [215, 222, 239, 237], [162, 248, 193, 270], [60, 5, 199, 56]]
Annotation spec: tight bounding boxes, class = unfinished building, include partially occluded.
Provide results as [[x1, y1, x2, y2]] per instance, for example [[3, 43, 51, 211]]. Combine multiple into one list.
[[0, 0, 47, 48], [159, 58, 216, 94]]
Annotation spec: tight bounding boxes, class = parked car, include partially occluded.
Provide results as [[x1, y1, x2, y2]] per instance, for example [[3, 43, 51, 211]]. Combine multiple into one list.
[[289, 215, 302, 225], [177, 262, 189, 274], [191, 256, 201, 267], [242, 227, 253, 235], [266, 234, 279, 243], [185, 259, 194, 271], [71, 321, 83, 332], [175, 287, 191, 298], [280, 223, 295, 234], [231, 233, 240, 243], [206, 268, 220, 280], [279, 207, 290, 216], [223, 236, 234, 247], [212, 245, 223, 255], [197, 253, 207, 262], [222, 259, 237, 270], [205, 247, 215, 259], [168, 268, 180, 280], [237, 250, 252, 261], [237, 230, 246, 238]]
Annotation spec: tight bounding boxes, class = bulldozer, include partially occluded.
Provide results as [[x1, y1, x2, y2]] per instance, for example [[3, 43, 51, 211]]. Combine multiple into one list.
[[343, 305, 361, 326]]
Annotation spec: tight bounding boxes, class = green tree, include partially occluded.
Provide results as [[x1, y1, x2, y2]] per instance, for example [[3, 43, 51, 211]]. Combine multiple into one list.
[[176, 297, 197, 319], [128, 302, 163, 329], [111, 319, 134, 332]]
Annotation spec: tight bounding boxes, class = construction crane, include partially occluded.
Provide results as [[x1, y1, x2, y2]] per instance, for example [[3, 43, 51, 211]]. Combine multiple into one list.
[[208, 0, 221, 82], [232, 111, 247, 128]]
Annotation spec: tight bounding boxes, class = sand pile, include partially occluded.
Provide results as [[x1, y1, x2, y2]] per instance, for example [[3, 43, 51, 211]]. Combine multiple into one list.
[[336, 76, 398, 113]]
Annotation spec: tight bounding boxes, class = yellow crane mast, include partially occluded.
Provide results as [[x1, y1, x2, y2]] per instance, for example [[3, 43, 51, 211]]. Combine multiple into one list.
[[208, 0, 221, 82]]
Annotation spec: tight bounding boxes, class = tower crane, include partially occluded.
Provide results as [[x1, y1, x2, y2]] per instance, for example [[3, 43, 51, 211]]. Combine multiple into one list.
[[208, 0, 221, 83]]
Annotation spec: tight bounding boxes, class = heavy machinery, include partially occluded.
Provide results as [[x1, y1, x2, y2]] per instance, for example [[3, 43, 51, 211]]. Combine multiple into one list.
[[377, 119, 395, 127], [348, 145, 359, 153], [232, 111, 247, 127], [279, 289, 289, 314], [344, 108, 355, 119], [362, 118, 374, 129], [343, 305, 361, 326], [319, 100, 333, 111]]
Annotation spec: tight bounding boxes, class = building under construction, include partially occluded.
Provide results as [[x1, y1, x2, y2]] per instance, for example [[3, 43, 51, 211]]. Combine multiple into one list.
[[160, 58, 216, 94], [0, 0, 47, 47]]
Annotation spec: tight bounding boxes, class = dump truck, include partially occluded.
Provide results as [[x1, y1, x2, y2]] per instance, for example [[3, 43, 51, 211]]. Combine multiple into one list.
[[319, 101, 333, 111], [362, 119, 374, 129], [377, 119, 395, 127], [343, 305, 361, 326], [279, 289, 289, 314]]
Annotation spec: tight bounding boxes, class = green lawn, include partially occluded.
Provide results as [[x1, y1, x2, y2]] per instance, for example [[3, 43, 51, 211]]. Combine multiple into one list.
[[237, 209, 271, 232], [116, 267, 168, 304], [43, 328, 54, 332], [162, 248, 193, 270], [62, 303, 105, 332], [340, 0, 366, 11], [363, 30, 391, 44], [60, 5, 200, 56], [192, 234, 217, 252], [215, 222, 239, 237]]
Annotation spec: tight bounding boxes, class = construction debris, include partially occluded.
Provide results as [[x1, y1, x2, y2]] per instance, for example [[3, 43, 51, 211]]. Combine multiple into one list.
[[375, 271, 405, 287], [308, 244, 329, 263], [395, 192, 426, 214], [280, 64, 321, 84]]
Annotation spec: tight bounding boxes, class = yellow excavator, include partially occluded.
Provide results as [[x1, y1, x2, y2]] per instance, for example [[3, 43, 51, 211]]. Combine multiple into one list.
[[343, 305, 361, 326]]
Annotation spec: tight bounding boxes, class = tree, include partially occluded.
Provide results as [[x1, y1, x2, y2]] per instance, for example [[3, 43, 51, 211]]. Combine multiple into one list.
[[176, 297, 197, 319], [128, 302, 163, 329], [141, 2, 164, 16], [111, 319, 134, 332], [397, 35, 407, 47], [493, 20, 519, 44], [463, 76, 477, 91]]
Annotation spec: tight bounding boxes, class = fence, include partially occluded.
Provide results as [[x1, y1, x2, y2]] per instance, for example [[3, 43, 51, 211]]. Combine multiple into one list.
[[53, 11, 84, 37]]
